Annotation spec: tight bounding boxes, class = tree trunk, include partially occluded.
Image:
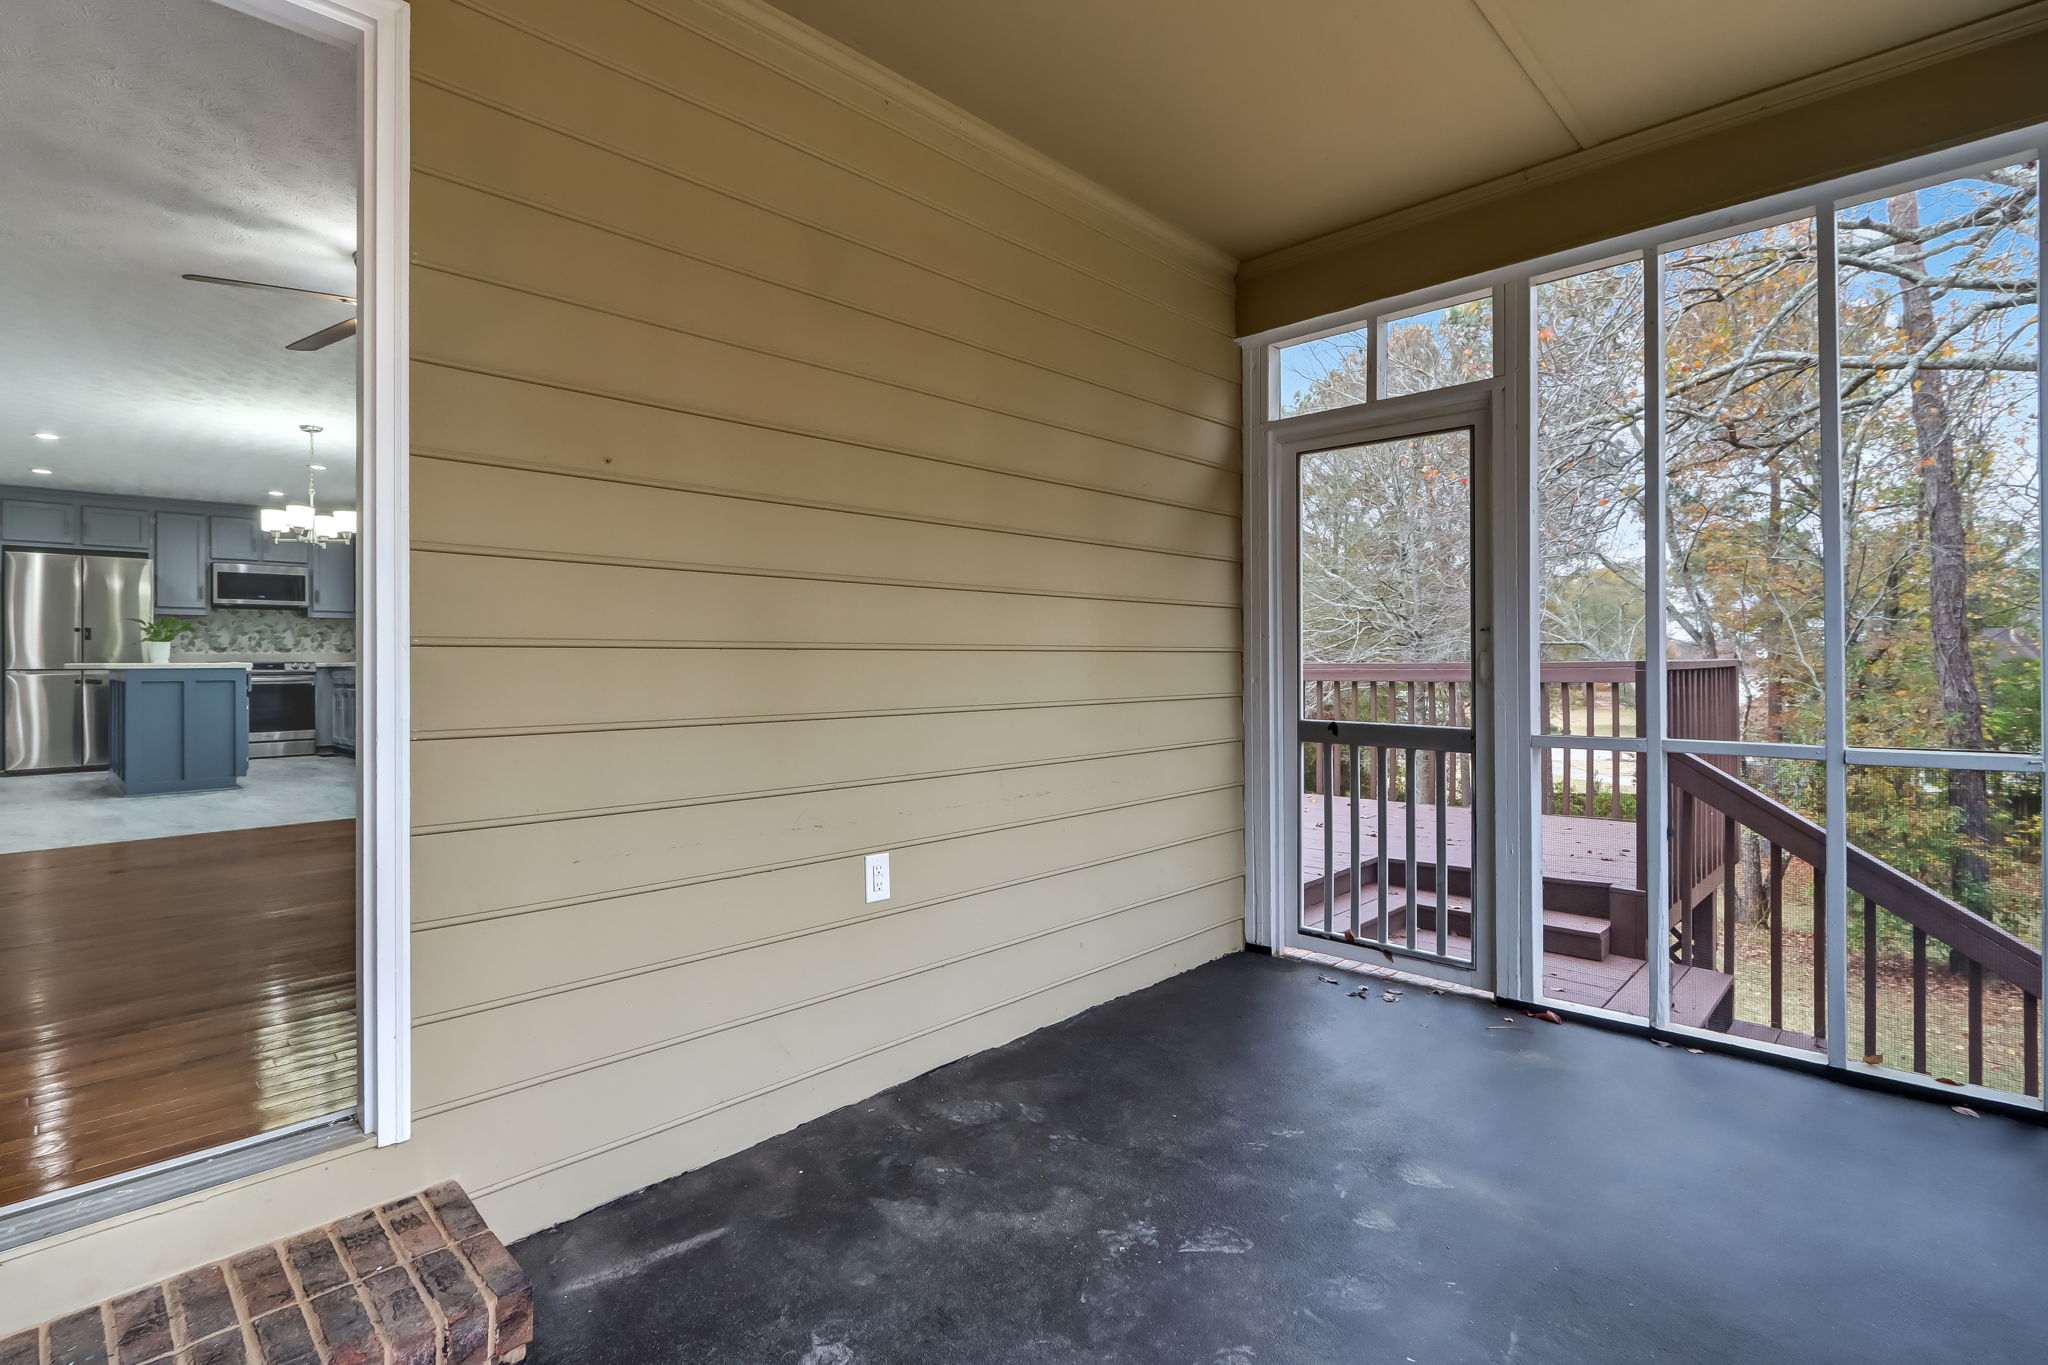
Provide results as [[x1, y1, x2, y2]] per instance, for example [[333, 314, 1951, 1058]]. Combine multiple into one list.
[[1764, 463, 1785, 742], [1888, 192, 1995, 912], [1738, 828, 1766, 927]]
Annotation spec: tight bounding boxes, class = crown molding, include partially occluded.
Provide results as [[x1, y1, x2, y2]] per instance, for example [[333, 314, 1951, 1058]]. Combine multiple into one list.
[[676, 0, 1238, 281], [1242, 1, 2048, 281]]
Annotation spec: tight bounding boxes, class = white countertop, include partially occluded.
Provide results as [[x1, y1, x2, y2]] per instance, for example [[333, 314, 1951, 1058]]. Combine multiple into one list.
[[66, 661, 254, 670]]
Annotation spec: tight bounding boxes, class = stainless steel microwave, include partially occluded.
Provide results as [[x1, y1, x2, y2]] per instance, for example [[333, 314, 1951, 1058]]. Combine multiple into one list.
[[211, 560, 309, 608]]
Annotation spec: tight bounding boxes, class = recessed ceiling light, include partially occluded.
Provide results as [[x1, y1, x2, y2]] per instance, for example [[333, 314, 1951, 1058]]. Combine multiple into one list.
[[33, 432, 59, 441], [30, 468, 53, 476], [267, 490, 286, 497], [309, 464, 326, 471]]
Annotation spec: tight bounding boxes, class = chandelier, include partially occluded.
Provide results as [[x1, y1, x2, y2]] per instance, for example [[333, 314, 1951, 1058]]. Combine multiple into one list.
[[261, 424, 356, 546]]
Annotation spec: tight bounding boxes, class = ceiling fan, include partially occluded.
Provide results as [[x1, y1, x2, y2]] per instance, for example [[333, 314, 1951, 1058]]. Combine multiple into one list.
[[181, 273, 358, 351]]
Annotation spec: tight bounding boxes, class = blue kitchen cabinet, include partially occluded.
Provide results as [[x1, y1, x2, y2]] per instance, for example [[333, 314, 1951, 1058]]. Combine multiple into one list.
[[316, 665, 357, 752], [81, 505, 153, 551], [211, 514, 308, 564], [1, 499, 80, 546], [154, 511, 209, 614], [106, 666, 249, 795], [308, 538, 355, 618]]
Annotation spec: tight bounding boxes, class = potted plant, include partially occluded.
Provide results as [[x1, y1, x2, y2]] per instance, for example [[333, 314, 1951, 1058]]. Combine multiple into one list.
[[133, 617, 198, 664]]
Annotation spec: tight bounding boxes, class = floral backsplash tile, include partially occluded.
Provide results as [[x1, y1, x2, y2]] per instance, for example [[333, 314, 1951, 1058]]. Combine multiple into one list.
[[172, 608, 355, 658]]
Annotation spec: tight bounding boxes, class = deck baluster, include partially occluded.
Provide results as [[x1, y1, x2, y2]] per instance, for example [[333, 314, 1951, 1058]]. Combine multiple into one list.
[[1675, 790, 1696, 964], [1768, 844, 1785, 1030], [1365, 684, 1378, 797], [1862, 896, 1878, 1064], [1966, 960, 1984, 1086], [1911, 928, 1928, 1075], [1327, 740, 1343, 933], [1812, 866, 1827, 1042], [1560, 681, 1574, 816], [1435, 754, 1449, 958], [1721, 818, 1737, 976], [1583, 683, 1596, 813], [1424, 682, 1437, 819], [1404, 747, 1419, 951], [2024, 994, 2039, 1098], [1348, 742, 1362, 941], [1313, 683, 1329, 800], [1450, 683, 1466, 805], [1608, 683, 1623, 819], [1541, 681, 1555, 815], [1375, 747, 1390, 945]]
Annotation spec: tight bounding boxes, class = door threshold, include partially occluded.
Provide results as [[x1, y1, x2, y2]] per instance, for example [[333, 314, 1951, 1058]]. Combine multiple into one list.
[[0, 1114, 362, 1252], [1278, 944, 1495, 999]]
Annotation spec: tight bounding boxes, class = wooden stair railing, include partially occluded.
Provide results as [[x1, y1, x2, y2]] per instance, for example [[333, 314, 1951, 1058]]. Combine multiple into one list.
[[1668, 752, 2041, 1094]]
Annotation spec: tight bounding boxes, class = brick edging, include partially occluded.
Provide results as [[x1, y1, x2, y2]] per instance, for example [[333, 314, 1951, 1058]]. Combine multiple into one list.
[[1, 1183, 531, 1365]]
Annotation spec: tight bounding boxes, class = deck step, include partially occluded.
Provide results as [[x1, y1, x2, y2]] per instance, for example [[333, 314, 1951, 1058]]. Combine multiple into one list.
[[1541, 910, 1610, 962], [1360, 898, 1610, 962]]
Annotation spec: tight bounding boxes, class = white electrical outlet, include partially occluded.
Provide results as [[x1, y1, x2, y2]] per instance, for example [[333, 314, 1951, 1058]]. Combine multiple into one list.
[[863, 852, 891, 903]]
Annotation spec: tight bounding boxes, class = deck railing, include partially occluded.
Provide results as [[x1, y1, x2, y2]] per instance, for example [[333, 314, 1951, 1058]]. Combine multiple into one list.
[[1302, 658, 1740, 823], [1301, 658, 2039, 1093], [1669, 753, 2042, 1096], [1299, 718, 1475, 966]]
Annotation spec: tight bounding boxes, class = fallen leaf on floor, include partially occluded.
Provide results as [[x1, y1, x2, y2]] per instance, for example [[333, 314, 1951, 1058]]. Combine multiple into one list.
[[1521, 1009, 1564, 1025], [1343, 931, 1359, 944], [1430, 988, 1445, 996], [1382, 992, 1401, 1002], [1318, 975, 1341, 985], [1685, 1048, 1704, 1054], [1935, 1077, 1962, 1086], [1952, 1106, 1979, 1117], [1651, 1039, 1674, 1048], [1863, 1054, 1884, 1065]]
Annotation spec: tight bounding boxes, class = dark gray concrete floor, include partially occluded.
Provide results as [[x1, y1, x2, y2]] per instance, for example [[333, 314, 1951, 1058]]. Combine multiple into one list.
[[516, 952, 2048, 1365]]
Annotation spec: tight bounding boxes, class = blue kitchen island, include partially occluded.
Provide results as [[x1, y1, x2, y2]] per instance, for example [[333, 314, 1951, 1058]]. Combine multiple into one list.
[[100, 662, 251, 795]]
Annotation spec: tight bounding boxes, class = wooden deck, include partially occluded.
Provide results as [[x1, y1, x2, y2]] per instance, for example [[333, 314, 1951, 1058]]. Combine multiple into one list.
[[1301, 796, 1637, 891], [1299, 795, 1735, 1030]]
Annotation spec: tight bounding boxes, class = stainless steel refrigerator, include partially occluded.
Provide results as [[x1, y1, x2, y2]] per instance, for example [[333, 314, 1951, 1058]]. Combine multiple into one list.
[[3, 551, 153, 772]]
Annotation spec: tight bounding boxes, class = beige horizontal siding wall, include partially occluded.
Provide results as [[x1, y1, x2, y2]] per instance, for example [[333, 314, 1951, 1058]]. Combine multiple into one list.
[[0, 0, 1240, 1316]]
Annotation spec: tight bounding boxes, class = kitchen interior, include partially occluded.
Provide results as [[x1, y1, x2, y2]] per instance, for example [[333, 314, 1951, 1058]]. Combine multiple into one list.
[[1, 0, 362, 1208], [1, 471, 358, 840]]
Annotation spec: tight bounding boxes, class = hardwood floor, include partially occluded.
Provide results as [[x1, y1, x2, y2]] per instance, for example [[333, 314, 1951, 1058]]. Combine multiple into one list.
[[0, 821, 356, 1207]]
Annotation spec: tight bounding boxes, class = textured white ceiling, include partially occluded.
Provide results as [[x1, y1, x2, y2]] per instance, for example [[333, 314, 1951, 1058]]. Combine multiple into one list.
[[0, 0, 357, 508]]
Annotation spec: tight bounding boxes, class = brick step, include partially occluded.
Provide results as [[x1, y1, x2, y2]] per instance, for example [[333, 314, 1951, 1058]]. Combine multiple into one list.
[[1360, 896, 1609, 961], [0, 1183, 532, 1365]]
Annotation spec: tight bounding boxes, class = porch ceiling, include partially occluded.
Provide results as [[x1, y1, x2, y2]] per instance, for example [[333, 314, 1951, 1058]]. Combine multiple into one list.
[[764, 0, 2032, 259]]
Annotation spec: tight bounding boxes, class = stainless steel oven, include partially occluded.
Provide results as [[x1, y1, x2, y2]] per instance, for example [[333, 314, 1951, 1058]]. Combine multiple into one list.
[[212, 560, 309, 608], [249, 660, 318, 757]]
